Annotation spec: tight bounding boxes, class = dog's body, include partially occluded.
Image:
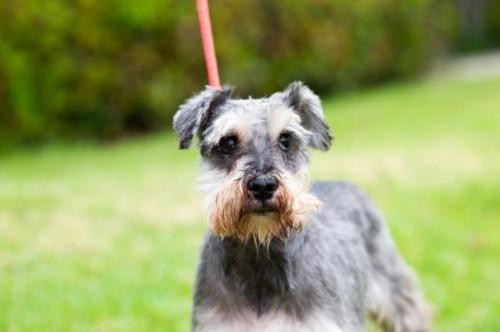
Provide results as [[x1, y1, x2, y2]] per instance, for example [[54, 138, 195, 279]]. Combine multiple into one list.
[[174, 82, 430, 331], [192, 182, 428, 332]]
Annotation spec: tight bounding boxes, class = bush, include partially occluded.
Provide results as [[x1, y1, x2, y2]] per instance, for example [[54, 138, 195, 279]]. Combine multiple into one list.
[[454, 0, 500, 52], [0, 0, 456, 143]]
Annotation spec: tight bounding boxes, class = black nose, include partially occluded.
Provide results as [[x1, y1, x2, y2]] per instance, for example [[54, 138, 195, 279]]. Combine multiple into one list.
[[247, 176, 278, 201]]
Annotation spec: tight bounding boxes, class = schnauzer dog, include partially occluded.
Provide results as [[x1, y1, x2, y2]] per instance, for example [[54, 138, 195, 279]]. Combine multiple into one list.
[[174, 82, 431, 332]]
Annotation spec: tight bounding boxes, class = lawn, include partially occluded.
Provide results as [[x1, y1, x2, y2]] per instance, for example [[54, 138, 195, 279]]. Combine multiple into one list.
[[1, 76, 499, 331]]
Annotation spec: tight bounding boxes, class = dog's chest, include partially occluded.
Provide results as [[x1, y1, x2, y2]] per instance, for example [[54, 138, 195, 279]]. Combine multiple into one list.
[[193, 236, 366, 331], [223, 239, 295, 314], [194, 308, 342, 332]]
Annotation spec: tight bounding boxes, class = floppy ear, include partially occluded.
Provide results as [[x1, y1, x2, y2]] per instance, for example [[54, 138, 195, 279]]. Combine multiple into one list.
[[282, 81, 333, 151], [173, 86, 233, 149]]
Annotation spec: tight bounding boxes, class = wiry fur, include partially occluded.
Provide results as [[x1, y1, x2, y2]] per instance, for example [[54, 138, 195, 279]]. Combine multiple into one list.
[[200, 162, 321, 244], [173, 81, 431, 332]]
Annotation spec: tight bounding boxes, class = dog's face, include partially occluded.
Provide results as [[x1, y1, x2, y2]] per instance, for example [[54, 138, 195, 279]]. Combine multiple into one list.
[[173, 82, 332, 244]]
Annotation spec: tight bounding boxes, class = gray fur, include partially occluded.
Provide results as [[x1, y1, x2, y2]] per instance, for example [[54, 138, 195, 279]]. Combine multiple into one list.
[[173, 82, 430, 331], [278, 81, 333, 151], [199, 97, 314, 174], [193, 182, 430, 331], [173, 86, 233, 149], [174, 81, 331, 153]]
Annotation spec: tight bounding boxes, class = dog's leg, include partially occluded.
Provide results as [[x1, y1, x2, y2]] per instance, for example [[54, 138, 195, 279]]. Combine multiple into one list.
[[361, 200, 431, 332]]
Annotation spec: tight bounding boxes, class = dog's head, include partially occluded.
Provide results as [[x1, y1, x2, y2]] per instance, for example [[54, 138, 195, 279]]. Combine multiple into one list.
[[173, 82, 332, 244]]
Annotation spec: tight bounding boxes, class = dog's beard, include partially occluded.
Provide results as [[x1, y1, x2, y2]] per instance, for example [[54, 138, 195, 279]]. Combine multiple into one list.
[[199, 163, 322, 245]]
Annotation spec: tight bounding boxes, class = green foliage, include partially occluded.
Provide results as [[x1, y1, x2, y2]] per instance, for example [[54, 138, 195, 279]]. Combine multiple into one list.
[[454, 0, 500, 52], [484, 0, 500, 47], [0, 0, 456, 142]]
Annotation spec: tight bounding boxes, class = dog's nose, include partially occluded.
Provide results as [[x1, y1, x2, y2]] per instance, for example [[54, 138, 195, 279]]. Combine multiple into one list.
[[247, 176, 278, 201]]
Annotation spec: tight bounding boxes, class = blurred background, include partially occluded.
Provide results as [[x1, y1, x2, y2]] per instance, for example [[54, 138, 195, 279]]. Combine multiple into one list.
[[0, 0, 499, 331]]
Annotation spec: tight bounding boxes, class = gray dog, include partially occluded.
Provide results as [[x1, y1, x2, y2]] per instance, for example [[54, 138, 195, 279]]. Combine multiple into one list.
[[173, 82, 431, 332]]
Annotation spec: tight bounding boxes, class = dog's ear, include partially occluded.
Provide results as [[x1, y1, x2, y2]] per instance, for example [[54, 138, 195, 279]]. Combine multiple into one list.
[[173, 86, 233, 149], [281, 81, 332, 151]]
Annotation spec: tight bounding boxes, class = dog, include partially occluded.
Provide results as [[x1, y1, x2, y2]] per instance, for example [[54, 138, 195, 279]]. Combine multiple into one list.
[[173, 82, 431, 332]]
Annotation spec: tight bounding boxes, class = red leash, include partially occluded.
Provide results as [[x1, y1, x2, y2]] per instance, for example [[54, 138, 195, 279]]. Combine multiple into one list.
[[196, 0, 221, 88]]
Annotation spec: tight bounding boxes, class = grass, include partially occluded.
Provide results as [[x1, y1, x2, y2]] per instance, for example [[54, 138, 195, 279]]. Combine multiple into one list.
[[1, 76, 499, 331]]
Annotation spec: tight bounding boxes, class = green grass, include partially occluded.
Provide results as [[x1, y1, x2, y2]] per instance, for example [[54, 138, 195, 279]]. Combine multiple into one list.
[[1, 77, 499, 331]]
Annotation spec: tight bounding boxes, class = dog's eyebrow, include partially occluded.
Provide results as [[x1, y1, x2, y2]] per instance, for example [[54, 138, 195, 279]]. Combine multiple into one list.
[[268, 105, 301, 139], [203, 109, 260, 146], [269, 113, 311, 143]]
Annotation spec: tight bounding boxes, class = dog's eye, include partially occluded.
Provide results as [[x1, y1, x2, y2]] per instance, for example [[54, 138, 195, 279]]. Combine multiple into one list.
[[278, 132, 292, 151], [218, 135, 239, 154]]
